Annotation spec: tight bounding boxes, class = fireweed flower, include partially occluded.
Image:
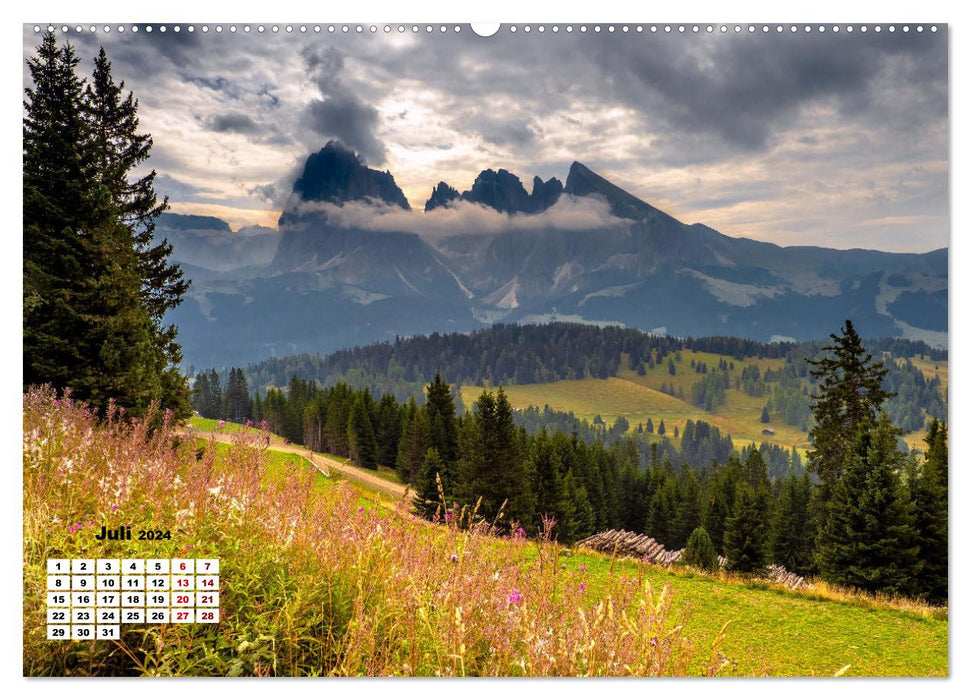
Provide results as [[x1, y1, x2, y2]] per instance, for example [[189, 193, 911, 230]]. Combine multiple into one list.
[[508, 589, 522, 603]]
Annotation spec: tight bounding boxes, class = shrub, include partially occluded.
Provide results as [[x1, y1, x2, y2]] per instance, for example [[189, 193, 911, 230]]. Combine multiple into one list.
[[682, 527, 719, 572]]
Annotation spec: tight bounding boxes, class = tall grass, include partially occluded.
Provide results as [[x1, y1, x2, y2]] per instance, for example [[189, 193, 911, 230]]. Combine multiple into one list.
[[23, 387, 728, 677]]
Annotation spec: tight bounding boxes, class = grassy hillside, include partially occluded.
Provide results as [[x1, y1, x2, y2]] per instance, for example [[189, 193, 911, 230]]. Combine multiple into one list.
[[464, 349, 947, 454], [23, 389, 947, 676]]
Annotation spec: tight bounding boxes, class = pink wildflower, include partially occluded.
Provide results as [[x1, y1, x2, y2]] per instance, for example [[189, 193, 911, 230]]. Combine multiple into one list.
[[508, 589, 522, 603]]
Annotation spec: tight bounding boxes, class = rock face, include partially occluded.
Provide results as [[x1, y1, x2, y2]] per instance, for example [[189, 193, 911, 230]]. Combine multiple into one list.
[[424, 169, 563, 214], [280, 140, 409, 224], [424, 181, 460, 211], [530, 175, 564, 211], [169, 140, 948, 368]]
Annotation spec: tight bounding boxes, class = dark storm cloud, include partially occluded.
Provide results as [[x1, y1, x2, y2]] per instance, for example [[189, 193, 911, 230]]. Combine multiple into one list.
[[186, 76, 245, 100], [346, 28, 946, 161], [24, 24, 946, 250], [207, 111, 260, 134], [301, 46, 387, 164]]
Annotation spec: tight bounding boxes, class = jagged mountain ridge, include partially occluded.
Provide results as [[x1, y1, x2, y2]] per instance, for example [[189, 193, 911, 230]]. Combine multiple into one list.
[[166, 141, 947, 368]]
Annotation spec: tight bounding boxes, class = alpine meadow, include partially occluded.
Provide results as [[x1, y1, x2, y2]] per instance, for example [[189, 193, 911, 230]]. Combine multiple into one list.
[[22, 25, 949, 678]]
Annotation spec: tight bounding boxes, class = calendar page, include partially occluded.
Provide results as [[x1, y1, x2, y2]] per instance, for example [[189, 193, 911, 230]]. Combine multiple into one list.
[[21, 15, 949, 679]]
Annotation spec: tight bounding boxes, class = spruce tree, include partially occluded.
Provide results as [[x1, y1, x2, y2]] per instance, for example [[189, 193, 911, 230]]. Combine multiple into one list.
[[396, 399, 430, 483], [424, 373, 459, 467], [529, 430, 567, 533], [457, 388, 532, 526], [723, 483, 769, 574], [807, 320, 892, 500], [906, 420, 948, 603], [646, 476, 678, 547], [816, 415, 919, 595], [347, 394, 379, 469], [375, 393, 403, 469], [770, 469, 816, 576], [674, 465, 703, 549], [413, 448, 445, 519], [24, 34, 98, 395], [24, 35, 190, 416]]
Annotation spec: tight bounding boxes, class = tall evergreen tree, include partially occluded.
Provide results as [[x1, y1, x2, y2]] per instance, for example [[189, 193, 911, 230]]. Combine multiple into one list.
[[413, 448, 445, 519], [816, 415, 919, 595], [906, 420, 948, 603], [24, 34, 98, 395], [807, 320, 892, 500], [424, 373, 460, 467], [723, 483, 769, 574], [347, 394, 379, 469], [396, 398, 430, 484], [457, 388, 533, 526], [770, 469, 816, 576], [375, 393, 403, 469], [646, 475, 678, 546], [24, 35, 190, 416]]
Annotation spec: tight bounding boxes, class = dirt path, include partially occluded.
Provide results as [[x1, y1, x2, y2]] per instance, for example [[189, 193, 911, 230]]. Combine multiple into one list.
[[183, 430, 409, 501]]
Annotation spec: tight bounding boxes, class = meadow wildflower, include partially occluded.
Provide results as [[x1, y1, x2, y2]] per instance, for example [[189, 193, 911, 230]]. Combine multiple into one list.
[[508, 589, 522, 603]]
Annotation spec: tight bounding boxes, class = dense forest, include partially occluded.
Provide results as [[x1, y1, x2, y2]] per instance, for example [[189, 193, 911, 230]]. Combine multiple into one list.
[[230, 323, 945, 435], [193, 322, 947, 603]]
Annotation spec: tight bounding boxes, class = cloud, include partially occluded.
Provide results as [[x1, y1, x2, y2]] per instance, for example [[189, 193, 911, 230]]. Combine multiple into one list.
[[287, 194, 631, 239], [24, 25, 947, 252], [206, 111, 260, 134], [301, 46, 387, 165]]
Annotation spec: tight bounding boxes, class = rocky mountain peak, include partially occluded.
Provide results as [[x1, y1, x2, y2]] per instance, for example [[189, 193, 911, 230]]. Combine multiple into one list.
[[424, 181, 461, 212], [462, 168, 533, 214], [286, 140, 410, 214]]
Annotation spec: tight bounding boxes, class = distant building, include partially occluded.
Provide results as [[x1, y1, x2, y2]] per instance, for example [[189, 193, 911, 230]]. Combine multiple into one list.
[[762, 428, 776, 436]]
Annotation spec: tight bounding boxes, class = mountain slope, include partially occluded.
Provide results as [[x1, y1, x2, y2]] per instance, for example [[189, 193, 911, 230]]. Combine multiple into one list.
[[167, 142, 947, 367]]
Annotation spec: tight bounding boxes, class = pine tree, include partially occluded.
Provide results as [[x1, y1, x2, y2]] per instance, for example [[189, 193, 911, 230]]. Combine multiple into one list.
[[770, 469, 816, 576], [87, 48, 190, 415], [816, 415, 920, 595], [723, 483, 769, 574], [674, 466, 702, 549], [761, 405, 770, 423], [683, 526, 719, 572], [375, 393, 403, 469], [413, 448, 445, 519], [646, 418, 654, 434], [347, 394, 379, 469], [646, 476, 678, 547], [658, 419, 666, 436], [396, 399, 430, 483], [807, 320, 892, 500], [457, 388, 532, 526], [529, 430, 566, 533], [704, 456, 741, 553], [424, 373, 459, 467], [906, 420, 948, 603], [23, 35, 190, 416], [24, 34, 99, 395], [192, 372, 210, 415]]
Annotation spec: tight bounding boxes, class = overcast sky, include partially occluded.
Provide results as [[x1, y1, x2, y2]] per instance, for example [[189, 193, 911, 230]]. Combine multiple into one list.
[[23, 24, 949, 252]]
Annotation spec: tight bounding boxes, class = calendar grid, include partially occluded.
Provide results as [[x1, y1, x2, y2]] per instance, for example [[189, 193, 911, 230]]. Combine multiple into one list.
[[45, 558, 220, 640]]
